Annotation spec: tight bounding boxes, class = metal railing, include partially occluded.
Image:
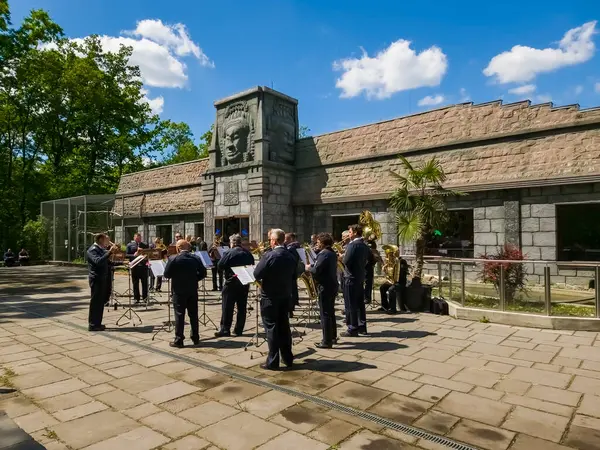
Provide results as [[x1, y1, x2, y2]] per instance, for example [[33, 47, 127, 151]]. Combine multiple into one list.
[[398, 255, 600, 319]]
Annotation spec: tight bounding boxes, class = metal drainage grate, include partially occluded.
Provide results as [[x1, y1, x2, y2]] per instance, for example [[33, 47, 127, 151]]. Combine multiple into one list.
[[7, 304, 477, 450]]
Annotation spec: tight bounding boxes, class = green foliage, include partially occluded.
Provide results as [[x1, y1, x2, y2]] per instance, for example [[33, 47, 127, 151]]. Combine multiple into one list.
[[299, 125, 311, 138], [0, 3, 197, 251], [21, 216, 50, 260], [158, 122, 212, 165], [479, 244, 528, 302], [389, 156, 464, 277]]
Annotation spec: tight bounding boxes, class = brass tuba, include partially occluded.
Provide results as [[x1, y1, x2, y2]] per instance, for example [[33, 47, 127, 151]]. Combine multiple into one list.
[[299, 271, 318, 300], [381, 244, 400, 284], [359, 210, 382, 242]]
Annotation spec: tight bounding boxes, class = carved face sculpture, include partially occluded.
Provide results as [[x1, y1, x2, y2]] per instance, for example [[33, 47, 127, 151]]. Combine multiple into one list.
[[271, 121, 295, 164], [224, 122, 249, 165]]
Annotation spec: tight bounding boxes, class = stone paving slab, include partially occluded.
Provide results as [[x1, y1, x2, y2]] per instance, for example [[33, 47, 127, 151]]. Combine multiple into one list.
[[3, 265, 600, 449]]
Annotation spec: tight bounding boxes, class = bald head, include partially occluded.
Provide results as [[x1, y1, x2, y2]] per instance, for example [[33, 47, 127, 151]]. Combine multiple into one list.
[[176, 239, 191, 252]]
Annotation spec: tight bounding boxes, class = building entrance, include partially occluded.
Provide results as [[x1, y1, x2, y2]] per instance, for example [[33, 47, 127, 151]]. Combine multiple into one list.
[[215, 217, 250, 244]]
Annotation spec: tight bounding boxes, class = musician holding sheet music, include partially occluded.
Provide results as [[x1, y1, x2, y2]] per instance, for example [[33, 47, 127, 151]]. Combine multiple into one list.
[[215, 234, 254, 338], [126, 233, 149, 303], [164, 239, 207, 348]]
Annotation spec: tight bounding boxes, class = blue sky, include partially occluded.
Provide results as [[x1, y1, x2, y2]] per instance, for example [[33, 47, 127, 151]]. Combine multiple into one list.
[[11, 0, 600, 140]]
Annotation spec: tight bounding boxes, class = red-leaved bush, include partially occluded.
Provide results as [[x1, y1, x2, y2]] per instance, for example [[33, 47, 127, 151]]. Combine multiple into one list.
[[479, 245, 528, 302]]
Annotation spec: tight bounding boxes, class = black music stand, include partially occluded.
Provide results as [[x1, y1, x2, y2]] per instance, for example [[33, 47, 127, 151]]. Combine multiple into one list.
[[197, 251, 218, 330], [116, 257, 144, 327], [152, 276, 173, 340], [244, 284, 267, 358]]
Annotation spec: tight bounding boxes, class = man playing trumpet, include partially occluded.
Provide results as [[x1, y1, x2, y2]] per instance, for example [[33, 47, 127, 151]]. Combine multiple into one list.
[[86, 234, 119, 331]]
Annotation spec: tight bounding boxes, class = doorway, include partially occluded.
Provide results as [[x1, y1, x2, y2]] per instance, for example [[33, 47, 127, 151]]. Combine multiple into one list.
[[215, 217, 250, 244]]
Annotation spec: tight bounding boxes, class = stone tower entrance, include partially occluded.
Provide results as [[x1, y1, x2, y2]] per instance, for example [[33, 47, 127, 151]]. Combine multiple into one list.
[[202, 87, 299, 243]]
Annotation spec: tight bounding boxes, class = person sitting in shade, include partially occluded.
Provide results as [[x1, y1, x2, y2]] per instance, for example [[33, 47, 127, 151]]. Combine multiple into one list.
[[18, 248, 30, 266], [3, 249, 16, 267]]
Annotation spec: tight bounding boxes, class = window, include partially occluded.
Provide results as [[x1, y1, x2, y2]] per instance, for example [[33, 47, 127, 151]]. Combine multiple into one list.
[[214, 217, 250, 244], [194, 223, 204, 241], [124, 226, 138, 243], [156, 225, 172, 244], [557, 204, 600, 261], [332, 215, 360, 241], [425, 210, 474, 258]]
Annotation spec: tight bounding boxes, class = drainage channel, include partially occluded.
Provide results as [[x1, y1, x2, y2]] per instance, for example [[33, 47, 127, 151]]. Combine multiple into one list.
[[5, 304, 478, 450]]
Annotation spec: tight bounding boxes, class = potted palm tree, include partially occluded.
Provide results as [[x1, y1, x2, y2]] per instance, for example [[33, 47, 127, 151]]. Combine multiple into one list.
[[389, 156, 464, 310]]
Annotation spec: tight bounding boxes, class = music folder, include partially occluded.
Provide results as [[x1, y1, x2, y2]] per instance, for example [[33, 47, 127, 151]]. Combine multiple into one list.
[[149, 260, 166, 277], [231, 266, 256, 286], [129, 254, 146, 268], [195, 251, 214, 268], [216, 246, 230, 258], [307, 247, 317, 263], [296, 248, 307, 265]]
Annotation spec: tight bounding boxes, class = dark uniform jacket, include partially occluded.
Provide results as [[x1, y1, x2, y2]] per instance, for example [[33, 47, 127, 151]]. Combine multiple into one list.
[[86, 244, 111, 280], [342, 238, 371, 282], [398, 258, 409, 286], [3, 251, 15, 263], [218, 246, 255, 286], [254, 246, 297, 302], [310, 247, 339, 294], [164, 251, 207, 297], [126, 240, 149, 262]]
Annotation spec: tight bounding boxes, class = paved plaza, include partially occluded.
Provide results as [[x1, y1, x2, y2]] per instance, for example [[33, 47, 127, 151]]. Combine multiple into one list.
[[1, 266, 600, 449]]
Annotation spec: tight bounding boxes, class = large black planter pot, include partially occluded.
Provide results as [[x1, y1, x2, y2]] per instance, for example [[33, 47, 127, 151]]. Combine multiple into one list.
[[405, 282, 433, 312]]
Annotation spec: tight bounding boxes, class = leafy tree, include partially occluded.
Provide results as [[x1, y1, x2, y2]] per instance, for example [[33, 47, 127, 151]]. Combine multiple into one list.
[[299, 125, 311, 138], [159, 122, 212, 164], [389, 156, 464, 278], [21, 216, 50, 260], [479, 244, 528, 302]]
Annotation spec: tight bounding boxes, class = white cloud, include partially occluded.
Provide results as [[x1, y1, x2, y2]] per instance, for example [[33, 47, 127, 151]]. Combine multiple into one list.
[[536, 94, 552, 103], [484, 21, 597, 84], [418, 94, 445, 107], [595, 82, 600, 93], [574, 85, 584, 95], [140, 89, 164, 114], [508, 84, 536, 95], [334, 39, 448, 99], [459, 87, 471, 102], [73, 19, 213, 90]]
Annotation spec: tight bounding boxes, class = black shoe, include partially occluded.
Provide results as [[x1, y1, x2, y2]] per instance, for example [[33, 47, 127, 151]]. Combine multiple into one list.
[[377, 307, 388, 312], [169, 341, 184, 348], [315, 342, 333, 349], [192, 338, 200, 346], [260, 363, 279, 371], [233, 330, 243, 337], [340, 331, 358, 338], [333, 337, 339, 344], [214, 330, 231, 338], [289, 311, 294, 319], [88, 324, 106, 332], [358, 327, 368, 335], [364, 300, 372, 304], [387, 310, 399, 315]]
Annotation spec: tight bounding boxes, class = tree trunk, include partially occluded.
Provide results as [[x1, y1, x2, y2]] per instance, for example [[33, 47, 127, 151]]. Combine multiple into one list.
[[414, 236, 426, 278]]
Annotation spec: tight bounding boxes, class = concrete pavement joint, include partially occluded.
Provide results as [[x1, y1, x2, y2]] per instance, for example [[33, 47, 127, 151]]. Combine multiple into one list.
[[2, 302, 477, 450]]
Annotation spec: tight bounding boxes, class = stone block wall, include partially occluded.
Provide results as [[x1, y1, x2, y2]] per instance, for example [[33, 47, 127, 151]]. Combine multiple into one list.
[[520, 204, 556, 261], [473, 205, 505, 256]]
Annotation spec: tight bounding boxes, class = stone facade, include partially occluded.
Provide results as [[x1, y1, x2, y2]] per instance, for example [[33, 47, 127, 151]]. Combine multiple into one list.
[[111, 86, 600, 285]]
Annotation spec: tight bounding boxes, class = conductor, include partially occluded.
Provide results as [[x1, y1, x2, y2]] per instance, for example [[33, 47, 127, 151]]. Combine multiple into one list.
[[215, 234, 255, 337], [164, 239, 207, 348], [254, 229, 297, 370], [86, 233, 118, 331]]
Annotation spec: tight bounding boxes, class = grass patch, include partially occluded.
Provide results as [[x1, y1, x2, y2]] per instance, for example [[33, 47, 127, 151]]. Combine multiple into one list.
[[43, 428, 58, 440]]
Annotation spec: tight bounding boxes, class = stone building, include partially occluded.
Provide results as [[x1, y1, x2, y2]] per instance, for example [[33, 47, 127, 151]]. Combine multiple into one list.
[[114, 86, 600, 284]]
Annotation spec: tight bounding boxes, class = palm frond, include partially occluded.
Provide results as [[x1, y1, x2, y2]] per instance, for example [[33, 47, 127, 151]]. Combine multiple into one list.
[[397, 155, 414, 172], [396, 210, 424, 244], [389, 188, 417, 212], [421, 157, 446, 184]]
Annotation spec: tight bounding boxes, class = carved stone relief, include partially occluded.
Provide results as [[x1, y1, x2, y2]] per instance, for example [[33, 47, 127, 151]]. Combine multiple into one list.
[[223, 181, 239, 206], [218, 101, 255, 167], [267, 100, 296, 164], [250, 197, 261, 241]]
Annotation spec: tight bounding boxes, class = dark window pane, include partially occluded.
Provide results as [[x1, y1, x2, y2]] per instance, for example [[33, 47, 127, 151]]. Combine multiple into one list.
[[557, 204, 600, 261], [332, 215, 360, 241], [425, 210, 474, 258], [156, 225, 172, 244], [194, 223, 204, 241]]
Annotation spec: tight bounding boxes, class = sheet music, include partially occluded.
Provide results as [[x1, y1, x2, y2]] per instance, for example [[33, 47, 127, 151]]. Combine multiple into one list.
[[196, 251, 214, 268], [231, 265, 256, 285], [216, 247, 226, 258], [129, 254, 146, 268], [296, 248, 307, 265], [307, 247, 317, 263], [149, 260, 165, 277]]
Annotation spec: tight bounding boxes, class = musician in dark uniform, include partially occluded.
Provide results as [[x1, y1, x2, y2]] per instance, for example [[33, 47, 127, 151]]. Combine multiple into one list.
[[284, 232, 301, 316], [126, 233, 149, 303], [86, 234, 118, 331], [254, 229, 297, 370], [164, 239, 207, 348], [364, 240, 377, 304], [215, 234, 255, 337], [307, 233, 339, 348], [342, 224, 371, 337], [385, 257, 410, 314]]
